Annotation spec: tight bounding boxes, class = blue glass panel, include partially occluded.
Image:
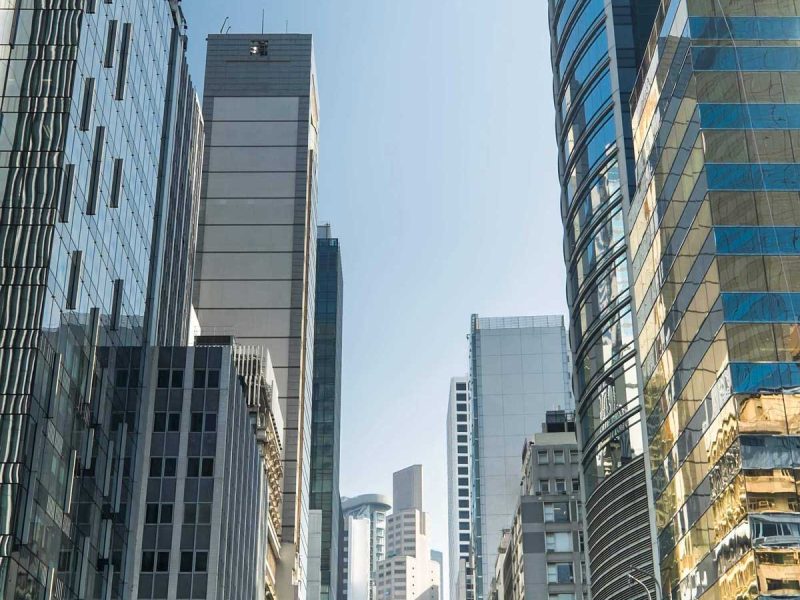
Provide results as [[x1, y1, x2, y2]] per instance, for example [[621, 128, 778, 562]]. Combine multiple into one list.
[[730, 362, 800, 392], [556, 0, 585, 42], [715, 226, 800, 255], [722, 292, 800, 322], [693, 46, 800, 71], [689, 17, 800, 40], [707, 164, 800, 191], [562, 69, 612, 158], [558, 0, 604, 75], [561, 29, 609, 117], [740, 435, 800, 469], [700, 104, 800, 130]]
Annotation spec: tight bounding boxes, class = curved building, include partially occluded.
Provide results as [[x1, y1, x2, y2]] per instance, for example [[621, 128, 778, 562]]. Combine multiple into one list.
[[342, 494, 392, 600], [547, 1, 660, 598]]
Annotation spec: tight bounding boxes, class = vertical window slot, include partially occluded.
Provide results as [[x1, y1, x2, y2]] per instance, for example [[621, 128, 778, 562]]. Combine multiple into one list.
[[66, 251, 82, 310], [79, 77, 94, 131], [110, 158, 123, 208], [111, 279, 123, 330], [87, 126, 105, 216], [85, 0, 97, 13], [104, 20, 117, 68], [59, 163, 75, 223], [115, 23, 132, 100]]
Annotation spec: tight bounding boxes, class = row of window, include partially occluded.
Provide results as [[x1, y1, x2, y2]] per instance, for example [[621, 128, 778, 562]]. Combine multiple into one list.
[[152, 412, 217, 433], [538, 478, 581, 494], [140, 551, 208, 573], [149, 457, 214, 477], [157, 368, 220, 389], [144, 502, 212, 525], [537, 448, 580, 464]]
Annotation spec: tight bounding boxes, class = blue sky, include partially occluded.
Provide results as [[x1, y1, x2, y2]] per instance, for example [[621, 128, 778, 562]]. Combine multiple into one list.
[[182, 0, 566, 590]]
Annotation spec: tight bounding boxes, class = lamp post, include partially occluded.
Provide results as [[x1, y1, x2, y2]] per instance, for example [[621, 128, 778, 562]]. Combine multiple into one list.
[[627, 566, 653, 600]]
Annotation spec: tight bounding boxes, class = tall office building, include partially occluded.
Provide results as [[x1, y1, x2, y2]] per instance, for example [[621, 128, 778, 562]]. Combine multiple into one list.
[[193, 33, 320, 598], [0, 1, 200, 597], [630, 1, 800, 598], [341, 494, 392, 600], [446, 376, 474, 600], [309, 224, 344, 600], [488, 411, 589, 600], [127, 340, 285, 600], [469, 315, 572, 598], [547, 1, 660, 598], [431, 551, 444, 600], [376, 466, 440, 600]]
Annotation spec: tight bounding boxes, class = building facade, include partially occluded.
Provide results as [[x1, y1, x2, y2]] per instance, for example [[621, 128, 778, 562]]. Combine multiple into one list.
[[128, 341, 284, 599], [447, 376, 474, 600], [630, 1, 800, 598], [376, 466, 440, 600], [547, 0, 661, 598], [193, 33, 320, 598], [309, 224, 344, 600], [488, 415, 589, 600], [469, 315, 573, 598], [0, 1, 200, 597], [341, 494, 392, 600]]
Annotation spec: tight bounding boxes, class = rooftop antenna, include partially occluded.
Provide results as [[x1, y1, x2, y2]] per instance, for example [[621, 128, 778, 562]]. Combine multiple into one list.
[[285, 20, 288, 33], [261, 9, 264, 34], [219, 16, 228, 34], [225, 25, 231, 34]]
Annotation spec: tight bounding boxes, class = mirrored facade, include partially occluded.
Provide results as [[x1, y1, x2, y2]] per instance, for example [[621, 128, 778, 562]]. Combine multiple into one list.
[[0, 1, 198, 598], [630, 1, 800, 598], [310, 225, 343, 600], [547, 1, 660, 597]]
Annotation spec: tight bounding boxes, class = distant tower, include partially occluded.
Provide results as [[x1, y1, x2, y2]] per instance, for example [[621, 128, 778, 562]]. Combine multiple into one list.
[[341, 495, 392, 600]]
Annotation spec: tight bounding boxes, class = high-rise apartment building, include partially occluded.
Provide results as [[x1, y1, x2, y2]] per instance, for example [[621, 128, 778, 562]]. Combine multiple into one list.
[[547, 1, 661, 598], [376, 466, 440, 600], [193, 33, 320, 598], [469, 315, 572, 598], [309, 224, 344, 600], [127, 340, 284, 600], [446, 376, 474, 600], [0, 1, 200, 597], [488, 411, 589, 600], [341, 494, 392, 600], [629, 2, 800, 598]]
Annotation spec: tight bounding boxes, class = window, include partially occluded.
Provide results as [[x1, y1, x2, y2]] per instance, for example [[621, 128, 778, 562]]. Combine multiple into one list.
[[115, 23, 132, 99], [153, 413, 167, 432], [104, 20, 118, 67], [458, 435, 468, 443], [191, 412, 204, 432], [110, 158, 123, 208], [458, 477, 468, 487], [110, 278, 123, 330], [149, 458, 162, 477], [157, 369, 170, 388], [155, 552, 169, 572], [459, 510, 469, 519], [459, 522, 469, 531], [168, 413, 180, 432], [160, 504, 173, 524], [458, 456, 468, 465], [555, 479, 567, 493], [194, 369, 206, 388], [194, 552, 208, 572], [201, 458, 214, 477], [457, 414, 467, 422], [171, 369, 183, 388], [184, 503, 197, 524], [205, 414, 217, 432], [545, 532, 573, 552], [145, 503, 158, 524], [163, 458, 176, 477], [538, 479, 550, 494], [79, 77, 94, 131], [180, 552, 193, 572], [570, 449, 579, 463], [457, 403, 467, 412], [537, 450, 549, 464], [544, 502, 570, 523], [458, 500, 469, 508], [59, 163, 75, 223], [458, 467, 468, 475], [456, 383, 467, 391], [207, 369, 220, 388], [547, 562, 574, 584], [457, 425, 467, 433], [554, 450, 566, 464], [141, 551, 155, 572], [572, 478, 580, 492], [66, 251, 82, 309], [187, 458, 199, 477], [86, 126, 105, 215]]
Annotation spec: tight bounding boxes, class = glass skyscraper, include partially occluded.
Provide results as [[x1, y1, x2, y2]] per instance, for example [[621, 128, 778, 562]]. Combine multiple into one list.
[[469, 314, 572, 598], [0, 1, 199, 598], [547, 1, 660, 598], [310, 225, 343, 600], [630, 1, 800, 598]]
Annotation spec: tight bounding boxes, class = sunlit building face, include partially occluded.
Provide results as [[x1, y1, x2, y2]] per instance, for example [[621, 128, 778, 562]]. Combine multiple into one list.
[[629, 1, 800, 598]]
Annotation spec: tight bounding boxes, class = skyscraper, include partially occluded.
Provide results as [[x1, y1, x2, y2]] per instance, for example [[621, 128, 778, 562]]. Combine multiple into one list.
[[193, 33, 320, 598], [446, 376, 474, 600], [309, 224, 344, 600], [630, 1, 800, 597], [376, 466, 440, 600], [469, 315, 573, 598], [0, 1, 199, 597], [547, 1, 660, 598], [341, 494, 392, 600]]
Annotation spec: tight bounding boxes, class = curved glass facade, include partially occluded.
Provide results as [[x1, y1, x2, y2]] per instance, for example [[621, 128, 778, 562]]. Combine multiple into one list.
[[631, 1, 800, 598], [549, 0, 659, 598]]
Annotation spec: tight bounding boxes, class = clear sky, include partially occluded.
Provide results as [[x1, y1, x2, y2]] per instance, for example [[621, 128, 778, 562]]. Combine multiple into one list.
[[181, 0, 566, 593]]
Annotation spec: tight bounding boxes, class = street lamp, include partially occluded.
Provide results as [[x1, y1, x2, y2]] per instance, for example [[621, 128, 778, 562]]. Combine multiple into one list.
[[627, 566, 653, 600]]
